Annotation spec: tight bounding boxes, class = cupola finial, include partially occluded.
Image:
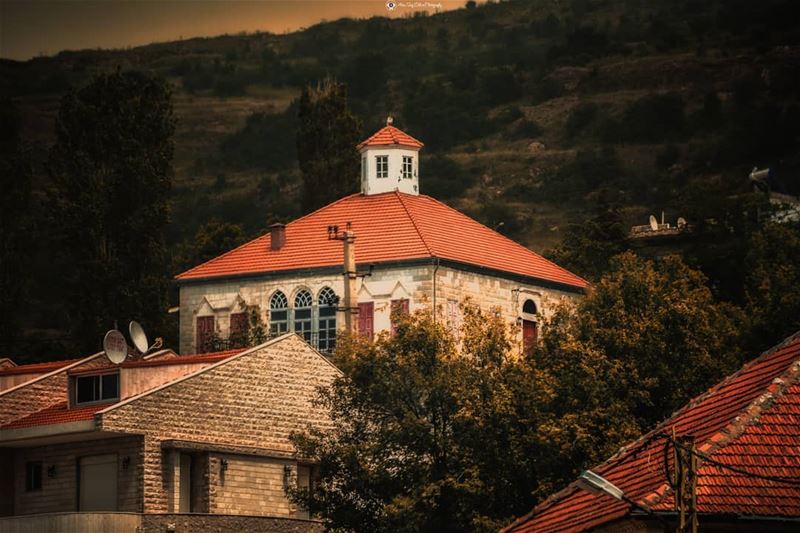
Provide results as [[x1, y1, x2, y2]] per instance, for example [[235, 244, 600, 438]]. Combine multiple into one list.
[[386, 116, 394, 126]]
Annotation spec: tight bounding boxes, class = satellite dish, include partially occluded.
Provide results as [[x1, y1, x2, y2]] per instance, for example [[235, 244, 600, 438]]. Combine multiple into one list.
[[649, 215, 659, 231], [103, 330, 128, 364], [677, 217, 687, 228], [129, 321, 149, 354]]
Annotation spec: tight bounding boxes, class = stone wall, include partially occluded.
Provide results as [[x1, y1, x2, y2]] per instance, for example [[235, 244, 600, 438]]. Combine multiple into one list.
[[13, 435, 143, 515], [179, 262, 582, 355], [178, 265, 433, 354], [99, 335, 341, 514], [141, 513, 323, 533]]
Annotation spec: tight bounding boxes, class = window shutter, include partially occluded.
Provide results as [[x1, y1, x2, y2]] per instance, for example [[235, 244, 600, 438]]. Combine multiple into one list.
[[522, 319, 538, 352], [358, 302, 374, 341], [230, 312, 248, 343], [196, 316, 215, 354]]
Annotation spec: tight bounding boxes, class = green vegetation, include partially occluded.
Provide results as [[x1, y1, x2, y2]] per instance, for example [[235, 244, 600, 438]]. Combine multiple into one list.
[[3, 0, 800, 356], [290, 256, 745, 531], [48, 71, 174, 353]]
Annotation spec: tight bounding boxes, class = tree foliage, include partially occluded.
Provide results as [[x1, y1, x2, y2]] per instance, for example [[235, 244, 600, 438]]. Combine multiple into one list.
[[289, 254, 747, 532], [172, 219, 248, 275], [296, 77, 361, 213], [48, 70, 175, 352], [0, 98, 34, 355]]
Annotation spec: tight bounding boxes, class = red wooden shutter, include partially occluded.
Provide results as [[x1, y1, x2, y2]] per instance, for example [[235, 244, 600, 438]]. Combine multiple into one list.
[[522, 319, 538, 352], [196, 316, 215, 354], [358, 302, 374, 341]]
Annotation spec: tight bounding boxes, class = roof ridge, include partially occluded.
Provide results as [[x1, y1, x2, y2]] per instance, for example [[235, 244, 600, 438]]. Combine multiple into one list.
[[643, 350, 800, 509], [395, 192, 434, 256], [506, 332, 800, 530], [176, 193, 362, 280], [416, 194, 589, 287]]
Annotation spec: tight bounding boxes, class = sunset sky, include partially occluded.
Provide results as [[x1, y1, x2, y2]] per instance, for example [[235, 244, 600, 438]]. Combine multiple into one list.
[[0, 0, 467, 61]]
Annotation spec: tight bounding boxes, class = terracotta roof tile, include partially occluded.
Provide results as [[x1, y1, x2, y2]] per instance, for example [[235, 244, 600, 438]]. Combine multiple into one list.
[[504, 334, 800, 532], [356, 125, 424, 150], [1, 401, 111, 430], [0, 358, 81, 376], [176, 192, 587, 290]]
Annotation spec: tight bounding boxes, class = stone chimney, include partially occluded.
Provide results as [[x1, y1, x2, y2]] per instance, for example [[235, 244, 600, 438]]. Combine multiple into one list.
[[270, 223, 286, 251]]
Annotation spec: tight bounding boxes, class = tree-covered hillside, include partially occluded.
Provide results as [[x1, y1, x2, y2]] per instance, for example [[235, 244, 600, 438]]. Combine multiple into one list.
[[2, 0, 800, 357]]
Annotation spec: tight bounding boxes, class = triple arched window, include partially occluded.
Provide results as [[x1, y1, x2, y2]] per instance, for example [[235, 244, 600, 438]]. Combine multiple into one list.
[[268, 287, 338, 351]]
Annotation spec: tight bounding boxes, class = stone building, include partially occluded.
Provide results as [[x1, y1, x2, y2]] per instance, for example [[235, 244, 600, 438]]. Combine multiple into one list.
[[0, 334, 337, 532], [176, 121, 587, 355]]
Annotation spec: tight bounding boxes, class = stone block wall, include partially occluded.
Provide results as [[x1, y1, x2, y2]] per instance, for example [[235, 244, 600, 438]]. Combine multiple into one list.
[[141, 513, 323, 533], [99, 335, 340, 514], [178, 265, 433, 354], [13, 435, 142, 515]]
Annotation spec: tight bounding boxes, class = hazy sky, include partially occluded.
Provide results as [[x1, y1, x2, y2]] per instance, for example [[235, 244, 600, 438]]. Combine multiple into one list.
[[0, 0, 465, 61]]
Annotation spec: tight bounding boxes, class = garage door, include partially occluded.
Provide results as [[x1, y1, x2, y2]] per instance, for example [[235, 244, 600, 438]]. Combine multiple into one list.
[[79, 454, 118, 511]]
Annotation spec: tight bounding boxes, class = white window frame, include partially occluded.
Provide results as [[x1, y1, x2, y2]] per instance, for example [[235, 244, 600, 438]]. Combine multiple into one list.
[[376, 155, 388, 178], [402, 156, 413, 179]]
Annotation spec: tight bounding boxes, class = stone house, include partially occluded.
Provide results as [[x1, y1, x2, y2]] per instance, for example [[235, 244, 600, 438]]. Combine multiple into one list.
[[176, 120, 587, 355], [503, 332, 800, 533], [0, 333, 338, 532]]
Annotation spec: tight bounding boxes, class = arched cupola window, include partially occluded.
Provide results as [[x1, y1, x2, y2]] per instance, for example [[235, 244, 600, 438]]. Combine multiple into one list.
[[521, 298, 538, 352], [269, 291, 289, 336], [294, 290, 313, 344], [318, 287, 338, 352]]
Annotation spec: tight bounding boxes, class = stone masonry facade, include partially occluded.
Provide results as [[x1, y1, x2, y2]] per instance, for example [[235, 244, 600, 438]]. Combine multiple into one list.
[[179, 262, 580, 354], [99, 334, 341, 515], [13, 436, 143, 515]]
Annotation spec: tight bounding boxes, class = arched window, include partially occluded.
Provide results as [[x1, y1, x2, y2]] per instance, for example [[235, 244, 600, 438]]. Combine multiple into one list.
[[269, 291, 288, 336], [521, 298, 538, 351], [318, 287, 338, 352], [294, 290, 313, 344]]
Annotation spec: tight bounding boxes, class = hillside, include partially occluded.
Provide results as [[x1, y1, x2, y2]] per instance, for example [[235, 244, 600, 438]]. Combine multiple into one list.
[[3, 0, 800, 355]]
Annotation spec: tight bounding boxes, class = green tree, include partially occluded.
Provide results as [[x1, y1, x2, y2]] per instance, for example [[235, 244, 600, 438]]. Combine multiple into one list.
[[545, 252, 744, 428], [0, 98, 33, 355], [49, 70, 175, 352], [296, 78, 361, 213], [743, 222, 800, 352], [547, 191, 628, 280], [290, 308, 539, 532], [173, 219, 248, 275]]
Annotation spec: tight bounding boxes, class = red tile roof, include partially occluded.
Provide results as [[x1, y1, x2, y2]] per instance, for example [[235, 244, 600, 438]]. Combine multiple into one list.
[[356, 125, 424, 150], [504, 333, 800, 532], [1, 401, 111, 430], [176, 192, 587, 290], [0, 358, 81, 376]]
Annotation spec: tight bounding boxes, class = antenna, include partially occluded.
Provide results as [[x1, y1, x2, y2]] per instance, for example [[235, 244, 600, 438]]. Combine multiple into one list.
[[103, 329, 128, 364], [649, 215, 659, 231], [129, 321, 149, 354]]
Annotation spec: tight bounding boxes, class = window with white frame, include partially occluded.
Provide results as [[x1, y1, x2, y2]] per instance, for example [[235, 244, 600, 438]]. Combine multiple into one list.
[[318, 287, 338, 352], [294, 290, 313, 344], [402, 156, 413, 179], [376, 155, 388, 178], [270, 291, 289, 335]]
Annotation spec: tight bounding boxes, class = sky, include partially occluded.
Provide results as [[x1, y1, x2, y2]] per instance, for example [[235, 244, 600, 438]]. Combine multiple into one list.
[[0, 0, 467, 61]]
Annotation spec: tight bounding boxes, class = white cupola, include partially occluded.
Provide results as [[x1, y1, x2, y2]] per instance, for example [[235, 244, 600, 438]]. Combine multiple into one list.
[[357, 117, 424, 196]]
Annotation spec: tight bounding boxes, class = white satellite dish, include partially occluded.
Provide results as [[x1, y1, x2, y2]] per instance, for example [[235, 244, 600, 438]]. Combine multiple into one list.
[[677, 217, 687, 228], [649, 215, 659, 231], [103, 329, 128, 364], [129, 321, 149, 354]]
